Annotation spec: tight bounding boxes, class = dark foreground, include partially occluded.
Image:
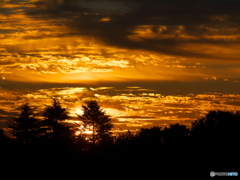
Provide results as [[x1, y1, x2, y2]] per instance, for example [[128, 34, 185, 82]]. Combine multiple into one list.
[[1, 110, 239, 178]]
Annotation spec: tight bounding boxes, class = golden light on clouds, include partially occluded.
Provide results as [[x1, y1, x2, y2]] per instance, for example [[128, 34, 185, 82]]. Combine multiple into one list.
[[1, 0, 240, 132], [1, 0, 240, 84], [1, 86, 240, 133]]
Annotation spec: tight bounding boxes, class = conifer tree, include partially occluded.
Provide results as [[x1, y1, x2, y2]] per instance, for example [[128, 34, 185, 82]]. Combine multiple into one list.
[[43, 99, 73, 142], [78, 100, 113, 144], [8, 103, 41, 144]]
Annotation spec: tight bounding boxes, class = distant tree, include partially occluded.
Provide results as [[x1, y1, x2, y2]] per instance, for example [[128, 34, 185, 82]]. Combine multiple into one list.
[[78, 100, 113, 144], [8, 103, 42, 144], [189, 110, 240, 171], [163, 124, 189, 145], [137, 126, 163, 146], [114, 130, 135, 146], [190, 110, 240, 144], [43, 99, 73, 143], [138, 126, 162, 138]]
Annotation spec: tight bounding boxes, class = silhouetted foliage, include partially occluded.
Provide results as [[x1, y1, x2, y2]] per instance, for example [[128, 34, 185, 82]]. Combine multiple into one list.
[[43, 99, 69, 123], [1, 103, 239, 177], [190, 110, 240, 145], [78, 100, 113, 144], [136, 126, 162, 147], [74, 134, 89, 150], [188, 110, 240, 173], [163, 124, 189, 145], [43, 99, 74, 143], [8, 103, 43, 144], [138, 126, 162, 138], [115, 130, 135, 145]]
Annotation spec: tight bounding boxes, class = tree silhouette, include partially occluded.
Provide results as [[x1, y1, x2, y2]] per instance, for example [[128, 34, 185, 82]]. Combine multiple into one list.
[[8, 103, 42, 144], [78, 100, 113, 144], [43, 99, 69, 123], [137, 126, 163, 147], [115, 130, 135, 145], [190, 110, 240, 144], [43, 99, 73, 143], [163, 124, 189, 145], [1, 105, 239, 175], [189, 110, 240, 172]]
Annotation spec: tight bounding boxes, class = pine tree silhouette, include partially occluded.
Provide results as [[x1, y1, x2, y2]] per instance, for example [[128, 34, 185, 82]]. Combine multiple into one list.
[[78, 100, 113, 144], [43, 99, 73, 143], [8, 103, 42, 144]]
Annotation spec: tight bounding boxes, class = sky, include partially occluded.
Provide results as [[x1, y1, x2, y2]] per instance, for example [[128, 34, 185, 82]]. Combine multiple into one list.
[[1, 0, 240, 133]]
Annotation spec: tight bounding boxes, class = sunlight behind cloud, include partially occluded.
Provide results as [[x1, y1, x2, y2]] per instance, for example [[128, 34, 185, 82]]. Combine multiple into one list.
[[2, 86, 240, 132], [1, 0, 240, 84], [1, 0, 240, 134]]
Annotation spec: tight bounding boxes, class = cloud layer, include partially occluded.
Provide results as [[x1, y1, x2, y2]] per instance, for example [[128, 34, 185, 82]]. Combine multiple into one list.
[[2, 1, 240, 133], [27, 0, 240, 59], [1, 0, 240, 84], [1, 86, 240, 133]]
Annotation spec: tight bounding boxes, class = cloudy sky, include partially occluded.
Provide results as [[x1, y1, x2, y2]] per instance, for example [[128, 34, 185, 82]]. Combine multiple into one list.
[[1, 0, 240, 133]]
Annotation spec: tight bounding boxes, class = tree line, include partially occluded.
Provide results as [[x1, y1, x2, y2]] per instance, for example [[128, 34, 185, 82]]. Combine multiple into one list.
[[0, 99, 239, 176], [0, 99, 115, 147]]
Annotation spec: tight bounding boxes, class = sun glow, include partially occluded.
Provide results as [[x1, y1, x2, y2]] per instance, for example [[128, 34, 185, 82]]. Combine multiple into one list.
[[66, 120, 93, 136], [104, 108, 125, 116], [75, 127, 93, 136], [70, 107, 84, 117]]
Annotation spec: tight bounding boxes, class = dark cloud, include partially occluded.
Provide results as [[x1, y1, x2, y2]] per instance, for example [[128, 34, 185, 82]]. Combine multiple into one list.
[[0, 109, 14, 119], [26, 0, 240, 59], [0, 0, 29, 14]]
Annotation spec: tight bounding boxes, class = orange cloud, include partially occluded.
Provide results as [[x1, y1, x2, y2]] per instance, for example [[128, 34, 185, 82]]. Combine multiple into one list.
[[2, 86, 240, 131]]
